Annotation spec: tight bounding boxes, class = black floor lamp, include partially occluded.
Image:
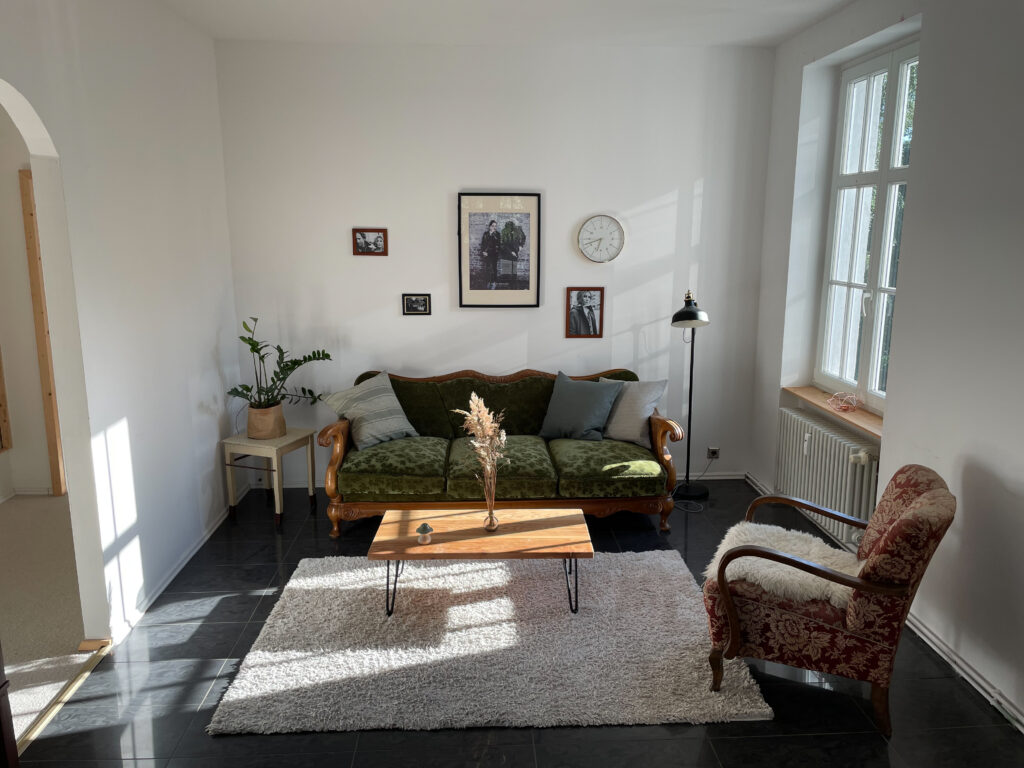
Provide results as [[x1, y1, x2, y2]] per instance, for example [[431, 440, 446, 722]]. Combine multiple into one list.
[[672, 290, 710, 500]]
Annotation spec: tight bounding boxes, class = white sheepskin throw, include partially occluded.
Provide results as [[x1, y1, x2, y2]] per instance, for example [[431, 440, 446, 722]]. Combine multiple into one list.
[[705, 522, 863, 609]]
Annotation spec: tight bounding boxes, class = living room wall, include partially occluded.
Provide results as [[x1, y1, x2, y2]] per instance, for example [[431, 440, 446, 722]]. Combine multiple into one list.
[[752, 0, 1024, 725], [0, 0, 238, 639], [215, 41, 774, 485]]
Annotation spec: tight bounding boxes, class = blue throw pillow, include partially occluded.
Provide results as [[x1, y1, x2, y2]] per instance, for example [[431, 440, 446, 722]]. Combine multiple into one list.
[[539, 372, 623, 441]]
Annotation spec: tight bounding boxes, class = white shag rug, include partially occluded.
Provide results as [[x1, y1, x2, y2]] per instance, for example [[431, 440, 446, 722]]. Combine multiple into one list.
[[208, 551, 771, 734]]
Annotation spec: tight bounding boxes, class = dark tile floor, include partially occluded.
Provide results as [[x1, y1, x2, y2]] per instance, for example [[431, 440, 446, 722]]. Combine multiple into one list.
[[21, 481, 1024, 767]]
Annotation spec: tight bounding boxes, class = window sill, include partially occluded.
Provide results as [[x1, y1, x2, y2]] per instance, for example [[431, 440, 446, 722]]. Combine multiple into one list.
[[782, 386, 883, 440]]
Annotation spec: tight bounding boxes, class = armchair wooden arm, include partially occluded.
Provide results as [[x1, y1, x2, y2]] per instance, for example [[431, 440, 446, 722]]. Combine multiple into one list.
[[317, 420, 351, 503], [746, 494, 869, 529], [714, 544, 908, 657], [650, 412, 684, 493]]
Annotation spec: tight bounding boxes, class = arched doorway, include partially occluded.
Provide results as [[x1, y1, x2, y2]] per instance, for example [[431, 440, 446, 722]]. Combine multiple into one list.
[[0, 79, 109, 751]]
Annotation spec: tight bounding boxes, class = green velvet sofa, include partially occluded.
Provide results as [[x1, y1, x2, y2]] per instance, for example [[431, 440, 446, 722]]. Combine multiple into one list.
[[317, 369, 684, 538]]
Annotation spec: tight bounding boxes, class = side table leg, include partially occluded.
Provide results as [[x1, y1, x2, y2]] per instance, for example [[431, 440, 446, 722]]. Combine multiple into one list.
[[272, 451, 284, 530], [306, 434, 317, 515], [223, 445, 237, 521], [385, 560, 403, 616], [563, 557, 580, 614]]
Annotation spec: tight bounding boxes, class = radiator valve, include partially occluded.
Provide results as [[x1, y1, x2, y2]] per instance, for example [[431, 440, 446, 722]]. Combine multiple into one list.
[[849, 450, 874, 465]]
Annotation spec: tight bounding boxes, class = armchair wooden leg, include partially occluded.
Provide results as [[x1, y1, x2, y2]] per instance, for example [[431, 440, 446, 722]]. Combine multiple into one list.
[[871, 682, 892, 737], [709, 647, 724, 692]]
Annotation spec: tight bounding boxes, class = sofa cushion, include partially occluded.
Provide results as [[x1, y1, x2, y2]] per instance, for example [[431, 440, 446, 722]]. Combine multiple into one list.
[[325, 372, 418, 450], [446, 435, 558, 500], [600, 378, 667, 449], [539, 372, 623, 441], [548, 438, 666, 498], [438, 377, 555, 435], [338, 436, 449, 497], [390, 378, 455, 439]]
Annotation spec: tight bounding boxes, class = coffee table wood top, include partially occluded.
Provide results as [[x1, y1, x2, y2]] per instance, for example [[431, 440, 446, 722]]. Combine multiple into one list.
[[368, 508, 594, 561]]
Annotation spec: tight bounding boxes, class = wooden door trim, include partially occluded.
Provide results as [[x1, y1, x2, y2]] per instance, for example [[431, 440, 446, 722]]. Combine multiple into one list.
[[18, 169, 66, 496]]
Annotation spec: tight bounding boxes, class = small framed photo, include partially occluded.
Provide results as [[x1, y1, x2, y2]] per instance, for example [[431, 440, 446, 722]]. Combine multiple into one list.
[[458, 192, 540, 307], [565, 287, 604, 338], [402, 293, 431, 315], [353, 228, 388, 255]]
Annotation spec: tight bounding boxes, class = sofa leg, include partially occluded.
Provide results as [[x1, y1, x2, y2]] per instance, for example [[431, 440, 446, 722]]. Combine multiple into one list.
[[709, 647, 724, 692], [327, 501, 344, 539], [871, 682, 892, 737], [659, 498, 673, 531]]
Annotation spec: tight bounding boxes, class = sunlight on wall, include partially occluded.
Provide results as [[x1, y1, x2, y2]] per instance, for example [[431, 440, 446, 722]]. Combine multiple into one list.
[[92, 417, 144, 637]]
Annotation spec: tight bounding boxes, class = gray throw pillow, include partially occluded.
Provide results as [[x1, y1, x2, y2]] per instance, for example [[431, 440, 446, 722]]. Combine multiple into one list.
[[324, 372, 418, 450], [600, 378, 668, 448], [539, 372, 623, 441]]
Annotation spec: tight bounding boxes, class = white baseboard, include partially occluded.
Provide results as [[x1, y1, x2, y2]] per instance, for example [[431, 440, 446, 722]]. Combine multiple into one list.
[[905, 613, 1024, 734], [744, 472, 773, 496], [0, 490, 14, 505]]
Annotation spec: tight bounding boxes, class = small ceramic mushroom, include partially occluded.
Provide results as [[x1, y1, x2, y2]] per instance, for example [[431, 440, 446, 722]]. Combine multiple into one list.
[[416, 522, 433, 544]]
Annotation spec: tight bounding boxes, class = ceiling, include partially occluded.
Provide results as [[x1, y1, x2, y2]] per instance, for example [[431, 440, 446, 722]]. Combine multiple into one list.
[[159, 0, 854, 48]]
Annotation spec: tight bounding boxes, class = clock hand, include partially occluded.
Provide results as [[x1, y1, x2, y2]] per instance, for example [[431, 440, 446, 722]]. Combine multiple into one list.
[[582, 239, 601, 247]]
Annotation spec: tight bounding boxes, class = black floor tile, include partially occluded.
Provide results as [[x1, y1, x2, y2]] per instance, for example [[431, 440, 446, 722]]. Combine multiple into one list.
[[139, 591, 269, 626], [188, 540, 293, 567], [227, 621, 265, 658], [21, 703, 194, 761], [163, 563, 281, 594], [860, 676, 1010, 731], [534, 735, 719, 767], [71, 658, 228, 710], [21, 761, 169, 767], [107, 623, 247, 663], [171, 711, 358, 759], [355, 743, 535, 768], [888, 724, 1024, 768], [167, 755, 352, 767], [711, 732, 906, 768], [357, 727, 532, 752]]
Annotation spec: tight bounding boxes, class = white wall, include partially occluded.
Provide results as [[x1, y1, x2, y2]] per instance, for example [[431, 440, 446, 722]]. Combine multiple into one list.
[[215, 42, 774, 485], [754, 0, 1024, 724], [0, 0, 237, 639]]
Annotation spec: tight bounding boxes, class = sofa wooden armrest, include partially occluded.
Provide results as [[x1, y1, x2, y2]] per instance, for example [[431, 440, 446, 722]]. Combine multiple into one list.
[[318, 419, 351, 508], [650, 412, 684, 496]]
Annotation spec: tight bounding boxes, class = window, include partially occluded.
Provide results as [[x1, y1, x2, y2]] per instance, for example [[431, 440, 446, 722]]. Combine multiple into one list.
[[816, 42, 918, 412]]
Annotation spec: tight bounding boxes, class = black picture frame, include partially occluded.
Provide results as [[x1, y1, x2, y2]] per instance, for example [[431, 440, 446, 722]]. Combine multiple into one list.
[[565, 287, 604, 338], [402, 293, 431, 315], [458, 192, 541, 307]]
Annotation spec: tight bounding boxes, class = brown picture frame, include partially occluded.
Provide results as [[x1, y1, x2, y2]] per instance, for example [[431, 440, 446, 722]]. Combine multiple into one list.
[[565, 287, 604, 338], [352, 228, 388, 255]]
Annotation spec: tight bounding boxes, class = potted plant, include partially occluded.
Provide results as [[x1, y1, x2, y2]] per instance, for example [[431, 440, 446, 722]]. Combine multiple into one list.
[[227, 317, 332, 439]]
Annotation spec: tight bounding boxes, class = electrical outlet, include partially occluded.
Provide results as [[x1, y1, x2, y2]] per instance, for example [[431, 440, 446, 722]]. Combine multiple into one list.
[[707, 447, 720, 460]]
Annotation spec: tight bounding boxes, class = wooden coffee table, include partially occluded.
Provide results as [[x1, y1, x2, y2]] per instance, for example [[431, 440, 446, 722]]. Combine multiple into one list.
[[368, 507, 594, 616]]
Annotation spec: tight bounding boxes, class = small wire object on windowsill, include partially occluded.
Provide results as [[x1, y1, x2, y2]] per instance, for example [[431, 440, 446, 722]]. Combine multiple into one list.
[[827, 392, 860, 412]]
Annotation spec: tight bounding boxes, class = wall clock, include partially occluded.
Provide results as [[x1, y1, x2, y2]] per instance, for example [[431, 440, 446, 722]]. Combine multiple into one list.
[[577, 214, 625, 263]]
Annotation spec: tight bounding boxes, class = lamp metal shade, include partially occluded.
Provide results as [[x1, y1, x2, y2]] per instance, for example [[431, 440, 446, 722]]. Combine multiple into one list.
[[671, 290, 710, 328]]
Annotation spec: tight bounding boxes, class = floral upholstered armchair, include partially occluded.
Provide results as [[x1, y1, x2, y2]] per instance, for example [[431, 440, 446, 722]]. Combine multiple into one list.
[[703, 464, 956, 736]]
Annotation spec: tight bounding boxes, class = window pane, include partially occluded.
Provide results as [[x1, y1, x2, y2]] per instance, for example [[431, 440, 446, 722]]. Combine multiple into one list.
[[872, 293, 895, 394], [843, 287, 864, 382], [862, 72, 888, 172], [893, 59, 918, 168], [881, 183, 906, 288], [823, 285, 849, 378], [851, 186, 875, 284], [841, 78, 867, 174], [832, 188, 856, 281]]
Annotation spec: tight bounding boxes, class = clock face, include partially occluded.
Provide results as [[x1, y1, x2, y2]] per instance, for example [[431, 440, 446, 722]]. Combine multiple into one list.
[[577, 215, 624, 263]]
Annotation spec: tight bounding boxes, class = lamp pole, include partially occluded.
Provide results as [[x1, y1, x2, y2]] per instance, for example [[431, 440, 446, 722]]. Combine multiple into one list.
[[671, 290, 710, 500]]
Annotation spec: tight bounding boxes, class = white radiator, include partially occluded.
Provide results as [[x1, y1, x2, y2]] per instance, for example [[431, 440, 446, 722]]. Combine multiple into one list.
[[776, 407, 879, 545]]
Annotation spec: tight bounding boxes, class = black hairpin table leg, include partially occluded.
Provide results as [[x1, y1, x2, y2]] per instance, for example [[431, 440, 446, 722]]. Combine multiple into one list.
[[385, 560, 403, 616], [563, 557, 580, 613]]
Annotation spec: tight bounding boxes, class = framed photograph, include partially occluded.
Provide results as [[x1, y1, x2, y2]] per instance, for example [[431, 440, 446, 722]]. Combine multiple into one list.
[[565, 287, 604, 338], [402, 293, 431, 315], [353, 228, 388, 255], [458, 192, 540, 307]]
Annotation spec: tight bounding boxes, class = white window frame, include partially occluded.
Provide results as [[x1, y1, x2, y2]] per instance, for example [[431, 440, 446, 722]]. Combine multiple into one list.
[[814, 40, 919, 413]]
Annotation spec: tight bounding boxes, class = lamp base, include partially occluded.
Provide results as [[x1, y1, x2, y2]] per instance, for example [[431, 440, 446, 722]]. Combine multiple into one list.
[[673, 482, 709, 501]]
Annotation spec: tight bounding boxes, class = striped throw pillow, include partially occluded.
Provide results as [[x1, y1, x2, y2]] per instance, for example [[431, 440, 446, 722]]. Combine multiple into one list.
[[324, 372, 418, 450]]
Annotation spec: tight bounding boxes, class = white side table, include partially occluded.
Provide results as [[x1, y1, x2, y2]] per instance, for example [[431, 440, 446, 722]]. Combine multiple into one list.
[[222, 427, 316, 527]]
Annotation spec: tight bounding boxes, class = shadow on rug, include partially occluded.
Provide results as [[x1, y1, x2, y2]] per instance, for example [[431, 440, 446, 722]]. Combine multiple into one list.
[[208, 551, 771, 733]]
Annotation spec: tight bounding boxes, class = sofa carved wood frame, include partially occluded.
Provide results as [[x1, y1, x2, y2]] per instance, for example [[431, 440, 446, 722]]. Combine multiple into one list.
[[317, 369, 684, 539]]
